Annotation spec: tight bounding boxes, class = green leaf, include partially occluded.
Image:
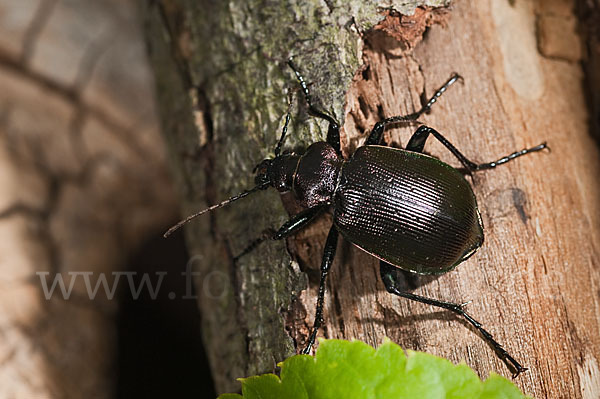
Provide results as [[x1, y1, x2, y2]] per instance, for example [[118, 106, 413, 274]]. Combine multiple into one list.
[[217, 339, 529, 399], [481, 373, 533, 399]]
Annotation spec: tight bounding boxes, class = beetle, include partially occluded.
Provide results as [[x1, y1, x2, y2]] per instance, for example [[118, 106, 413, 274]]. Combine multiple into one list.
[[165, 59, 547, 377]]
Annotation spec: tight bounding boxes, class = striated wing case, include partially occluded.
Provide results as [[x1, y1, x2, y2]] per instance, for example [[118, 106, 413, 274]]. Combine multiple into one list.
[[334, 145, 483, 274]]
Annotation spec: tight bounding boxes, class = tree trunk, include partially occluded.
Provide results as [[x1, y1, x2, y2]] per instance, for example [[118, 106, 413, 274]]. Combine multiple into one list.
[[142, 0, 600, 397]]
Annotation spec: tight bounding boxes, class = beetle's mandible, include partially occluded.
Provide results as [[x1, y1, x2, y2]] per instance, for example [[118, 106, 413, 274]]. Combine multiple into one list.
[[165, 59, 548, 378]]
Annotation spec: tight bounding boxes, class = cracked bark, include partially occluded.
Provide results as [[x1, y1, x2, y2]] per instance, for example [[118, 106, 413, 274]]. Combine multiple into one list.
[[0, 1, 178, 397], [144, 0, 600, 397]]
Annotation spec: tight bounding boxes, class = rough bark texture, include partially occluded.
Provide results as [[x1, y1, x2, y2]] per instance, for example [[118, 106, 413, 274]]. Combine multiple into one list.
[[0, 0, 177, 397], [144, 0, 600, 397]]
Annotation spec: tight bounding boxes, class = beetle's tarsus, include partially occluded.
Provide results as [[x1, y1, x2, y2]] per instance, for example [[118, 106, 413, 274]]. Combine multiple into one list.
[[288, 58, 341, 155], [303, 226, 339, 355], [450, 72, 464, 84], [369, 73, 461, 146], [301, 344, 312, 355], [512, 366, 528, 379], [459, 300, 473, 309], [233, 228, 278, 263]]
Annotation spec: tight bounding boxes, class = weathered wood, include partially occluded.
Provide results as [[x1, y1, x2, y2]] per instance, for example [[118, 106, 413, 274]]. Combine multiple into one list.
[[144, 0, 600, 397]]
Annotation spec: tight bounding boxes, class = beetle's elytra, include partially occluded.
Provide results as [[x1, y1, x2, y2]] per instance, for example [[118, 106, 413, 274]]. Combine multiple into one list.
[[165, 59, 548, 378], [335, 145, 484, 275]]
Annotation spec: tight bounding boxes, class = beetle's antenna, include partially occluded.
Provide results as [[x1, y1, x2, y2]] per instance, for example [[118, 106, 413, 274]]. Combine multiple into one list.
[[163, 182, 270, 238]]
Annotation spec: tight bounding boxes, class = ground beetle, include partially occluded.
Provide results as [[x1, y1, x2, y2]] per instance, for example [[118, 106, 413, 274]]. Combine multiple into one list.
[[165, 59, 547, 378]]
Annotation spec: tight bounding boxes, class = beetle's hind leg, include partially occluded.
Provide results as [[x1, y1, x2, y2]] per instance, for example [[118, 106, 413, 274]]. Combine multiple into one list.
[[303, 225, 339, 354], [366, 73, 462, 146], [405, 125, 547, 172], [379, 261, 528, 378], [288, 58, 341, 155]]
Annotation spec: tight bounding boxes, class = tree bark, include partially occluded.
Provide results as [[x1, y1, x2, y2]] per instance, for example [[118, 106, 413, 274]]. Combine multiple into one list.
[[143, 0, 600, 397]]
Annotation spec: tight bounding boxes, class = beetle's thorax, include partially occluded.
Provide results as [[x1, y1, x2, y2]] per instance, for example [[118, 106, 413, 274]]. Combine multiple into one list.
[[258, 141, 342, 208], [291, 141, 342, 208]]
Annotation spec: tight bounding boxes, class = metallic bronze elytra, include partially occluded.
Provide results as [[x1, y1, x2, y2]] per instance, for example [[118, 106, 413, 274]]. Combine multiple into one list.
[[165, 59, 547, 378]]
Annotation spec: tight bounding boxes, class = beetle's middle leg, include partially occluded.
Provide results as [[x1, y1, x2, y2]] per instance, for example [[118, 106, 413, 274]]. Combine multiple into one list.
[[405, 125, 547, 172], [303, 225, 339, 354], [379, 260, 527, 378], [366, 73, 462, 146], [288, 58, 341, 155]]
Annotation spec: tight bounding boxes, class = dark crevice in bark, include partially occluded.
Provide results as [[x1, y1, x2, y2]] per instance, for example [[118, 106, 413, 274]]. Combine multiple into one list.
[[223, 238, 252, 372], [577, 0, 600, 143], [117, 231, 216, 398]]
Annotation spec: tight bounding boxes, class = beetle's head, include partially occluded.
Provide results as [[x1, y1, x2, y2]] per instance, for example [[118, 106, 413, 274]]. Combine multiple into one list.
[[253, 159, 272, 186], [253, 153, 300, 192], [163, 160, 277, 238], [163, 154, 299, 239]]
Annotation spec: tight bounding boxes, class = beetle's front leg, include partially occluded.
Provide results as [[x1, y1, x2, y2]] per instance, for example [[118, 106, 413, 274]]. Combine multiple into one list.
[[273, 96, 293, 157], [233, 205, 326, 262], [288, 58, 341, 155], [303, 225, 339, 354], [379, 261, 527, 378]]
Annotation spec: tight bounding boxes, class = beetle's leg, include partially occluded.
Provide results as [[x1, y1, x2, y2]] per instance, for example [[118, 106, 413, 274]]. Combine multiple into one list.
[[232, 228, 275, 262], [272, 205, 327, 239], [366, 116, 418, 146], [274, 94, 293, 157], [379, 261, 527, 378], [366, 73, 462, 146], [467, 143, 548, 171], [405, 125, 431, 153], [233, 205, 327, 262], [407, 125, 548, 172], [288, 58, 341, 155], [303, 225, 339, 354], [419, 73, 463, 115]]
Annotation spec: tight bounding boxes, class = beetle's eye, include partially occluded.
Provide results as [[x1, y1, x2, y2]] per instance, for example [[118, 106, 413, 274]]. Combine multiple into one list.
[[252, 159, 270, 174], [252, 159, 272, 186]]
